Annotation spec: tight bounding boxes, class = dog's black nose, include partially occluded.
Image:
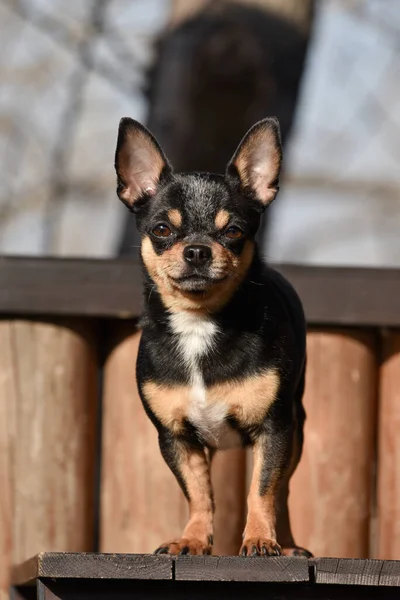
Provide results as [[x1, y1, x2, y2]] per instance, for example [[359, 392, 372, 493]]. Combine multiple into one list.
[[184, 245, 212, 267]]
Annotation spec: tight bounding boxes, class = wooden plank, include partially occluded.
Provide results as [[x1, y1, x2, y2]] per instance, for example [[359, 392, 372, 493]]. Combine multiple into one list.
[[377, 332, 400, 559], [211, 450, 246, 555], [0, 322, 16, 600], [289, 330, 377, 558], [279, 265, 400, 327], [12, 553, 173, 584], [13, 553, 307, 584], [0, 256, 142, 319], [379, 561, 400, 587], [315, 558, 380, 585], [0, 319, 98, 566], [11, 552, 400, 589], [175, 555, 309, 582], [100, 324, 188, 554], [0, 257, 399, 326], [314, 557, 400, 587]]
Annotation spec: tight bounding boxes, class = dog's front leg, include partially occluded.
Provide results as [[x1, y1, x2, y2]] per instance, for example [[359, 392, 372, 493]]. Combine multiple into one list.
[[241, 427, 291, 557], [155, 433, 214, 556]]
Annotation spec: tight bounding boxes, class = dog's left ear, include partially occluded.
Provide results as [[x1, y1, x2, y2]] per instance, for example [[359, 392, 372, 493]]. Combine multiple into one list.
[[227, 117, 282, 209], [115, 117, 171, 211]]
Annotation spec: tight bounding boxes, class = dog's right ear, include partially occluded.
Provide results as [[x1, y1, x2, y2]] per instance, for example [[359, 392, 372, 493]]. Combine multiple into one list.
[[115, 118, 172, 211], [226, 117, 282, 210]]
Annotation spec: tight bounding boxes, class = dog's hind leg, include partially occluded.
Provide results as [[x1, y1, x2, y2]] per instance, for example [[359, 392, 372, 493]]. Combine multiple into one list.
[[276, 478, 313, 558], [276, 375, 313, 557]]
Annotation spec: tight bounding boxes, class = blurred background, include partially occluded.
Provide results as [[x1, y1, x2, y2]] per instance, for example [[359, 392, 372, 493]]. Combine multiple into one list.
[[1, 0, 399, 265]]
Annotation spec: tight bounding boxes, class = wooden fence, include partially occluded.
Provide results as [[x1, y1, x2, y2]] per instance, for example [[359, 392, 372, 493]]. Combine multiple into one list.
[[0, 257, 399, 599]]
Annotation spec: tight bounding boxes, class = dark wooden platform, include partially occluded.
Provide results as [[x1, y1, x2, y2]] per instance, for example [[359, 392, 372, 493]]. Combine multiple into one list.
[[11, 553, 400, 599]]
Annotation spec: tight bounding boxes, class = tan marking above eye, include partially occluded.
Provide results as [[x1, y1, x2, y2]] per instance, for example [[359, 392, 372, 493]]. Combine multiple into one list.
[[215, 209, 230, 230], [168, 209, 182, 228]]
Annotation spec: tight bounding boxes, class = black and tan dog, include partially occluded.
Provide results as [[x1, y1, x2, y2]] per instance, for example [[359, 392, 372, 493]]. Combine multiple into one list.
[[114, 116, 311, 558]]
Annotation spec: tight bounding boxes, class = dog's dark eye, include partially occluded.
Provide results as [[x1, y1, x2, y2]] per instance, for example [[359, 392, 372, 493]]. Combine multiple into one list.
[[152, 224, 172, 238], [225, 226, 243, 240]]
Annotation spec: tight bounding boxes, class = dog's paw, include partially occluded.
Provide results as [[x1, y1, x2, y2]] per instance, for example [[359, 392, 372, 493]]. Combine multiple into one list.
[[240, 538, 281, 557], [154, 538, 212, 556], [281, 546, 313, 558]]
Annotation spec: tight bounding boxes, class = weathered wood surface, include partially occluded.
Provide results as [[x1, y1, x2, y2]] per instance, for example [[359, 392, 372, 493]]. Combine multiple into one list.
[[174, 555, 309, 582], [100, 325, 188, 554], [12, 553, 173, 585], [0, 257, 400, 326], [289, 330, 377, 558], [0, 256, 143, 319], [12, 552, 308, 584], [377, 332, 400, 560], [12, 552, 400, 588], [0, 319, 98, 578], [0, 322, 15, 600], [314, 558, 400, 587]]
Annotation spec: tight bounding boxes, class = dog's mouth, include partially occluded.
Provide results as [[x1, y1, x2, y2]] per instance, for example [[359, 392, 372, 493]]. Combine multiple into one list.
[[170, 273, 228, 293]]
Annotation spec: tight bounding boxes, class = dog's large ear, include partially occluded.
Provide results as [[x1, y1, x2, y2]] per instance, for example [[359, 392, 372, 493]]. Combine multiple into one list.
[[115, 117, 172, 211], [226, 118, 282, 209]]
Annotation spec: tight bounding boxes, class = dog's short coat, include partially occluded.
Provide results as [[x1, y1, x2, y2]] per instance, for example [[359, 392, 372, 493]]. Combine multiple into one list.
[[114, 116, 311, 558]]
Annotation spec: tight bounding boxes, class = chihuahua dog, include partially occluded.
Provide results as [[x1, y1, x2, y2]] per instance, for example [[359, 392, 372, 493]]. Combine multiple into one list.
[[114, 116, 311, 558]]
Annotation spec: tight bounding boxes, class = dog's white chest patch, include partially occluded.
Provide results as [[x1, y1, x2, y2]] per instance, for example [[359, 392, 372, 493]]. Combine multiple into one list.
[[169, 312, 240, 448], [169, 311, 217, 371]]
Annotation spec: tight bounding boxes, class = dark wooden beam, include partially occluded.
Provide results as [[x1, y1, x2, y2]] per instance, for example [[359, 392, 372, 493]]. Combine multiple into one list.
[[0, 256, 399, 326], [12, 553, 400, 594], [0, 256, 143, 320]]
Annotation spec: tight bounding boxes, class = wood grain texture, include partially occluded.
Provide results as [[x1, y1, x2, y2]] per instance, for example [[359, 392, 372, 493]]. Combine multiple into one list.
[[100, 324, 188, 554], [0, 256, 142, 319], [379, 560, 400, 587], [175, 555, 309, 582], [0, 257, 399, 326], [0, 322, 16, 600], [211, 450, 246, 555], [11, 552, 400, 590], [289, 330, 377, 558], [13, 553, 173, 583], [0, 319, 98, 572], [377, 332, 400, 560], [314, 557, 400, 587]]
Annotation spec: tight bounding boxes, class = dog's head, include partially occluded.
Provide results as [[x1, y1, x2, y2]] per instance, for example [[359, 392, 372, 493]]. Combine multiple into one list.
[[115, 117, 282, 312]]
